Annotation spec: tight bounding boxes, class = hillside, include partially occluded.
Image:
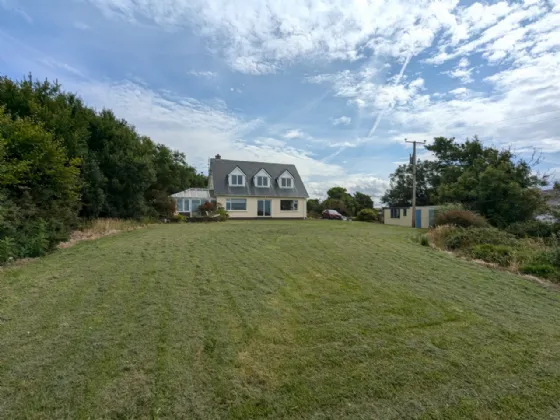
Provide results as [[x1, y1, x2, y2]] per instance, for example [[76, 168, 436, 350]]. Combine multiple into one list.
[[1, 221, 560, 419]]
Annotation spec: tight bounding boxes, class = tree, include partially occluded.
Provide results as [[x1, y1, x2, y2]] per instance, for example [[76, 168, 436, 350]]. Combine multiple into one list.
[[0, 108, 81, 259], [326, 186, 357, 216], [322, 198, 348, 216], [307, 199, 322, 214], [353, 192, 373, 213], [426, 136, 547, 227], [381, 160, 440, 207]]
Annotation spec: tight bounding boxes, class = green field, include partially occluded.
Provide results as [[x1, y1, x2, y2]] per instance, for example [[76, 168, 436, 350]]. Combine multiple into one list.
[[1, 221, 560, 419]]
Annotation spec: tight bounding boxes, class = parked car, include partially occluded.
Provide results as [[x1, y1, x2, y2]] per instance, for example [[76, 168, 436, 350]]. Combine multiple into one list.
[[322, 209, 344, 220]]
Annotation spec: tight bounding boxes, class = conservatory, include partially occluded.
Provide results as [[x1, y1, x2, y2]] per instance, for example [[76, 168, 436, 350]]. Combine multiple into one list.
[[171, 188, 212, 216]]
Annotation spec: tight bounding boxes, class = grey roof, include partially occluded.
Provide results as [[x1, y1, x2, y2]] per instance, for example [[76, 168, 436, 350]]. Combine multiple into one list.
[[210, 158, 309, 198]]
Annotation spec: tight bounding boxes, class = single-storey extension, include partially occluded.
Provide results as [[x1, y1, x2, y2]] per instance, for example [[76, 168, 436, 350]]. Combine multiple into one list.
[[383, 205, 439, 228]]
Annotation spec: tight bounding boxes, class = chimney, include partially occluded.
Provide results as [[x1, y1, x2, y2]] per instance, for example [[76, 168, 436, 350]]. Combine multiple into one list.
[[215, 154, 221, 159]]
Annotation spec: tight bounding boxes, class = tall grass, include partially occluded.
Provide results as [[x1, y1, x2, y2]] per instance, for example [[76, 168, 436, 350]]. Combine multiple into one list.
[[58, 218, 149, 249]]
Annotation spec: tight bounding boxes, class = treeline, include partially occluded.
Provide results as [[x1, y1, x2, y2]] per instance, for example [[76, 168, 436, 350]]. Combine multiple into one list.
[[307, 187, 374, 217], [0, 75, 206, 262], [381, 136, 548, 227]]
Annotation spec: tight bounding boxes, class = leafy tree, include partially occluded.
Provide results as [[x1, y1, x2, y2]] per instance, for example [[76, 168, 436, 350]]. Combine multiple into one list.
[[0, 74, 206, 261], [326, 186, 357, 215], [322, 198, 348, 216], [306, 198, 322, 214], [0, 108, 81, 259], [353, 192, 373, 213], [426, 136, 547, 227], [381, 160, 440, 207]]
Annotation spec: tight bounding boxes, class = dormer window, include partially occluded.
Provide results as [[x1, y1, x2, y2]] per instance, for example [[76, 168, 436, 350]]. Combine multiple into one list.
[[228, 166, 246, 186], [253, 168, 271, 188], [278, 170, 294, 189]]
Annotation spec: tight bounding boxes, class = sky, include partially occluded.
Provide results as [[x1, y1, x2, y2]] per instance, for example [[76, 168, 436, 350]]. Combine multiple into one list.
[[1, 0, 559, 202]]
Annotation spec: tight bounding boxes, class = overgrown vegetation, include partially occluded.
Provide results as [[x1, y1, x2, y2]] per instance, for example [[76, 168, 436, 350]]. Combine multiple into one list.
[[0, 75, 206, 262], [426, 218, 560, 283], [434, 209, 489, 228]]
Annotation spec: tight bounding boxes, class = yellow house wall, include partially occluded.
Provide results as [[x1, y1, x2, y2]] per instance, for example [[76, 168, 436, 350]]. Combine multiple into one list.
[[383, 208, 413, 227], [383, 206, 437, 228], [216, 196, 307, 218]]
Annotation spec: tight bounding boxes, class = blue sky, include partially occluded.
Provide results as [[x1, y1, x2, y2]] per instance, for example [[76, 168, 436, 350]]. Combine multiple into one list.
[[1, 0, 559, 201]]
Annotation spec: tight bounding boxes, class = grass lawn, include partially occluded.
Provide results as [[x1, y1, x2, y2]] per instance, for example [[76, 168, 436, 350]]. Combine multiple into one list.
[[1, 221, 560, 419]]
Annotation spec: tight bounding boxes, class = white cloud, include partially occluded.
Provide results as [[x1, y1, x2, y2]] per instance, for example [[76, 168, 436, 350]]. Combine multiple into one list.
[[332, 116, 351, 126], [283, 129, 305, 139], [86, 0, 459, 74], [189, 70, 218, 78]]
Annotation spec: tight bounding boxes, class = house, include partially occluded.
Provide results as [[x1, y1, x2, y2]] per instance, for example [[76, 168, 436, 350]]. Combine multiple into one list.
[[171, 155, 309, 219], [383, 205, 439, 228], [209, 155, 308, 219]]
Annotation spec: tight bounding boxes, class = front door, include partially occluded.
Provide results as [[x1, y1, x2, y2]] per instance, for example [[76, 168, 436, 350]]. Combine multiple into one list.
[[257, 200, 271, 217]]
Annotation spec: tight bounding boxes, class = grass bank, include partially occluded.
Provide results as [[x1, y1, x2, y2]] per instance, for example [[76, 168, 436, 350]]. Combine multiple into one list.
[[1, 221, 560, 419]]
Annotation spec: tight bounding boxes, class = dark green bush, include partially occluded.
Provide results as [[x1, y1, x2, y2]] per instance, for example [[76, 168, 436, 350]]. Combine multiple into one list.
[[506, 221, 555, 238], [420, 235, 430, 247], [520, 263, 558, 279], [444, 227, 518, 250], [470, 244, 514, 266], [435, 209, 489, 228], [356, 208, 378, 222]]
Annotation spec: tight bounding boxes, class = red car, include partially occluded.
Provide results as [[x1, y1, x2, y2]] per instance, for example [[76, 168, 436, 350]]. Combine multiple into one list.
[[322, 209, 344, 220]]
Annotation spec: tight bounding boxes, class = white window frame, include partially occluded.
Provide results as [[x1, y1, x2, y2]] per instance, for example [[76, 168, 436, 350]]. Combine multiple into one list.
[[280, 199, 298, 211], [256, 175, 269, 188], [280, 177, 293, 188], [230, 174, 244, 186], [226, 198, 247, 211]]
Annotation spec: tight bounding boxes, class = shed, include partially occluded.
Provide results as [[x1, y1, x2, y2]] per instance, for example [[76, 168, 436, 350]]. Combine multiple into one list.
[[383, 205, 439, 228]]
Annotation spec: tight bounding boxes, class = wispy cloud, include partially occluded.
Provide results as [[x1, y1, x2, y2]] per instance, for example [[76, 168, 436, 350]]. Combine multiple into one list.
[[331, 116, 351, 126], [188, 70, 218, 78]]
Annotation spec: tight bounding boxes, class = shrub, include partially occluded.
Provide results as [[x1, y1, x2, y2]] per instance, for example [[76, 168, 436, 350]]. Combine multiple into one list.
[[470, 244, 514, 266], [170, 214, 186, 223], [357, 208, 378, 222], [434, 209, 489, 228], [520, 263, 558, 279], [420, 235, 430, 247], [199, 201, 217, 214], [443, 227, 518, 250], [217, 207, 229, 222], [506, 220, 554, 238]]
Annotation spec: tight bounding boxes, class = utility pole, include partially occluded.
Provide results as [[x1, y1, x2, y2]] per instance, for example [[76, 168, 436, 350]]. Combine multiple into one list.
[[405, 139, 426, 228]]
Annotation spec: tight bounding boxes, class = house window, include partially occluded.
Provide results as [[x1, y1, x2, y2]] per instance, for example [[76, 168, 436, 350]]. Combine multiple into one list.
[[390, 208, 400, 218], [176, 198, 184, 212], [280, 177, 293, 188], [230, 174, 244, 186], [280, 200, 298, 211], [226, 199, 247, 211], [256, 176, 269, 187], [403, 208, 407, 217]]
